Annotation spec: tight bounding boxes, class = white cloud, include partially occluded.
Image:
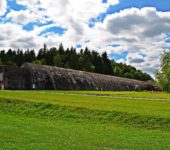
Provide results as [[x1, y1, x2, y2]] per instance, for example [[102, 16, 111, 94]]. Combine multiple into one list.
[[0, 0, 7, 16], [93, 7, 170, 74], [1, 1, 170, 75], [7, 10, 35, 25], [6, 6, 48, 25], [16, 0, 41, 9], [102, 45, 127, 54], [100, 7, 170, 38], [15, 0, 119, 30], [127, 52, 145, 64], [5, 0, 118, 49], [116, 58, 125, 63], [0, 23, 43, 49]]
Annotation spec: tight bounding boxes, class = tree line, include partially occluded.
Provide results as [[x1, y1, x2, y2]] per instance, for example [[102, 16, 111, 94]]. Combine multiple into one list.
[[0, 43, 153, 81]]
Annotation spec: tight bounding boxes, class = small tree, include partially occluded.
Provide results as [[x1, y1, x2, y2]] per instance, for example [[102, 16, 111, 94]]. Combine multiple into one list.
[[53, 54, 63, 67], [155, 51, 170, 92], [32, 59, 42, 65]]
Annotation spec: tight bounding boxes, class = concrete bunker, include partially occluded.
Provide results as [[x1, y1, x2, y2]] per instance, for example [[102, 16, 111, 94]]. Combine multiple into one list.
[[0, 63, 157, 91]]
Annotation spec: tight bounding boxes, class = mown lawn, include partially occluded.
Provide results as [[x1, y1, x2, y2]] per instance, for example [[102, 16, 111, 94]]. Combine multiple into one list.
[[0, 91, 170, 118], [46, 90, 170, 99], [0, 112, 170, 150], [0, 91, 170, 150]]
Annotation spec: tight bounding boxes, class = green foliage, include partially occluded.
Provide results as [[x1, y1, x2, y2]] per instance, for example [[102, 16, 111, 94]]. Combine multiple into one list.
[[58, 43, 64, 54], [156, 51, 170, 92], [112, 61, 152, 81], [4, 60, 16, 66], [0, 58, 3, 65], [53, 54, 63, 67], [32, 59, 43, 65], [0, 43, 153, 81]]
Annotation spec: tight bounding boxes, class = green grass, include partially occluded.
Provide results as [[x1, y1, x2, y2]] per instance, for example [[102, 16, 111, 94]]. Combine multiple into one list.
[[46, 90, 170, 99], [0, 91, 170, 118], [0, 112, 170, 150], [0, 90, 170, 149]]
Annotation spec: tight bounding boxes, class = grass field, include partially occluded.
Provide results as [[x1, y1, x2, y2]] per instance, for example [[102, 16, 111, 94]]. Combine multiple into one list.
[[0, 90, 170, 150]]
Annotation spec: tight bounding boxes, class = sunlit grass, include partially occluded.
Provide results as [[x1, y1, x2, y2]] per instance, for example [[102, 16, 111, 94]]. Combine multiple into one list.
[[0, 90, 170, 150], [0, 90, 170, 118]]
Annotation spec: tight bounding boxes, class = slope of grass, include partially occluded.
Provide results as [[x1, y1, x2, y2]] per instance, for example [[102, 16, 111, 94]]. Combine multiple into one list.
[[0, 91, 170, 150], [0, 112, 170, 150], [0, 91, 170, 118], [0, 99, 170, 130]]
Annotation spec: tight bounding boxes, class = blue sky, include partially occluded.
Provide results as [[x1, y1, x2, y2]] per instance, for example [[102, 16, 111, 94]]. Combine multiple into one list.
[[7, 0, 27, 11], [0, 0, 170, 75]]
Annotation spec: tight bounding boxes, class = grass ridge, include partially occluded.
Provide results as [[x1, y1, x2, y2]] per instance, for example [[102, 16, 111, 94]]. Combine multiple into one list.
[[0, 98, 169, 130]]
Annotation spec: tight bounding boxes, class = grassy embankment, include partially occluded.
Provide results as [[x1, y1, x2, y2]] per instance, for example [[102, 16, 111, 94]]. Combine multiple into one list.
[[0, 91, 170, 150]]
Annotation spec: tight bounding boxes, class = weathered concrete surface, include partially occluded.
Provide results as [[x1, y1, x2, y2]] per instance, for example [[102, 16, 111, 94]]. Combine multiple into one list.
[[0, 63, 158, 91], [0, 65, 29, 90], [20, 63, 157, 91]]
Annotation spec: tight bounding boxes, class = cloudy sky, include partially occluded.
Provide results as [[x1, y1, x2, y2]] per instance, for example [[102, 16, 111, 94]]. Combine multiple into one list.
[[0, 0, 170, 76]]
